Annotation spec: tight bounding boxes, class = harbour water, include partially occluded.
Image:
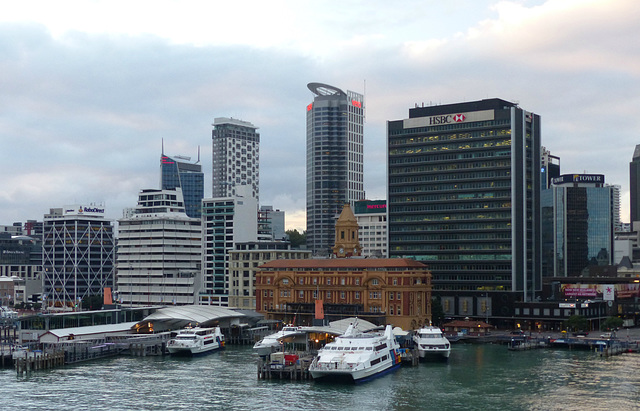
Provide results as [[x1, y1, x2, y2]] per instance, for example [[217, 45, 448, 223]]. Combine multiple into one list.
[[2, 344, 639, 410]]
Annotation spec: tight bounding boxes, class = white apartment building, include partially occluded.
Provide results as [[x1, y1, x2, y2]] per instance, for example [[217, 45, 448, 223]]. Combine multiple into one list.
[[117, 188, 202, 306]]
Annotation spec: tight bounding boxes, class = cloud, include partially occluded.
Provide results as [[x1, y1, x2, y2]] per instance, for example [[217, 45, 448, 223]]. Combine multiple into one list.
[[1, 0, 639, 230]]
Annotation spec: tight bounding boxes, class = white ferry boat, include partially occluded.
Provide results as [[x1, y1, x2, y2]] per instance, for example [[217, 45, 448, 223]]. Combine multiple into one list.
[[309, 322, 401, 383], [167, 326, 225, 355], [413, 325, 451, 360], [253, 326, 301, 357]]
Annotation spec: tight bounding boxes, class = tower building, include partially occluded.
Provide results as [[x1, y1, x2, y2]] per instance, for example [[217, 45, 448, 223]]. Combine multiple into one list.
[[549, 174, 613, 276], [212, 117, 260, 201], [160, 153, 204, 219], [630, 145, 640, 224], [306, 82, 364, 256], [387, 99, 541, 309], [117, 188, 202, 306]]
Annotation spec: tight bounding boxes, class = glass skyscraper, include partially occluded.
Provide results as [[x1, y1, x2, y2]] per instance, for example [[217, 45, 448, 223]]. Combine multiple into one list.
[[387, 98, 541, 303], [306, 82, 364, 256], [549, 174, 613, 276], [160, 154, 204, 219], [629, 144, 640, 224]]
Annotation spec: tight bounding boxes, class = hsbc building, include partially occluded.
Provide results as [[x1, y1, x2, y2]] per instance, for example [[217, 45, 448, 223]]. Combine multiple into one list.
[[387, 98, 542, 325]]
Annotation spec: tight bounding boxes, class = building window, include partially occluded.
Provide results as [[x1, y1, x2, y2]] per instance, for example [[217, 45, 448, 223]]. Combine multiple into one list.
[[397, 292, 401, 300], [313, 278, 317, 285], [341, 291, 346, 299], [390, 306, 394, 315], [263, 290, 268, 297], [389, 293, 394, 300], [313, 290, 318, 299], [326, 291, 331, 299], [341, 278, 345, 285], [393, 278, 397, 286], [327, 278, 331, 285], [397, 305, 401, 316], [355, 292, 360, 299], [299, 278, 304, 285], [370, 291, 380, 299], [372, 279, 379, 285], [355, 278, 360, 285], [267, 277, 271, 284], [282, 279, 288, 285], [299, 290, 304, 299]]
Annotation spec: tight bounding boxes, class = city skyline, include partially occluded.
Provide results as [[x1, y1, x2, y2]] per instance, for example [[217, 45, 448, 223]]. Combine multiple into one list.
[[1, 1, 639, 231]]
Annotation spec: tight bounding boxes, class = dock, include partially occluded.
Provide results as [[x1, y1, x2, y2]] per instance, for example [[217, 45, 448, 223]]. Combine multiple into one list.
[[257, 352, 314, 380]]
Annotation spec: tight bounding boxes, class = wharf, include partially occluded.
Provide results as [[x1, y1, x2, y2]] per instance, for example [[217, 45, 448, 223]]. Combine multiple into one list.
[[257, 352, 314, 380]]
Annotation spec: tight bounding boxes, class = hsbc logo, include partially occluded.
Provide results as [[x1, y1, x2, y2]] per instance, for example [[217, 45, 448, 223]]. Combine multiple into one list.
[[429, 113, 467, 125]]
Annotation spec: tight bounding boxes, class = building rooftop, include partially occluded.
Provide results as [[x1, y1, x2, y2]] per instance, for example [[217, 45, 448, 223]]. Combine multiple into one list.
[[259, 258, 428, 270]]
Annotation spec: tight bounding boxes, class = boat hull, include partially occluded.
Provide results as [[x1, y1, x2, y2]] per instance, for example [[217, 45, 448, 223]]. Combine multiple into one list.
[[310, 360, 400, 383], [167, 342, 223, 356]]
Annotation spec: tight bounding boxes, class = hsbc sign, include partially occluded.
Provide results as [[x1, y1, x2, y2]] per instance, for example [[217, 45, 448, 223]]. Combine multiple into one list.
[[403, 109, 495, 129], [429, 113, 466, 125]]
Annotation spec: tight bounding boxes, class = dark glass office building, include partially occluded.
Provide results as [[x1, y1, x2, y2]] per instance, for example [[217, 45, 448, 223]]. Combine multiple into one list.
[[306, 82, 364, 256], [387, 99, 541, 305], [630, 145, 640, 224], [161, 154, 204, 219], [548, 174, 613, 276]]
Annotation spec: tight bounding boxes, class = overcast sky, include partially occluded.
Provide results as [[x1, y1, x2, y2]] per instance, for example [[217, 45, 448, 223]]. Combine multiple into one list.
[[1, 0, 639, 232]]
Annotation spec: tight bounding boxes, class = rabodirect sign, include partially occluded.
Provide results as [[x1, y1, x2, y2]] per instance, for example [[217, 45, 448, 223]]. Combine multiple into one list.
[[63, 205, 106, 216]]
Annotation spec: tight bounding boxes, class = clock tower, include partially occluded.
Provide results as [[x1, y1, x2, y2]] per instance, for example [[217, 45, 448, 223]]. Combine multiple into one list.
[[332, 204, 361, 258]]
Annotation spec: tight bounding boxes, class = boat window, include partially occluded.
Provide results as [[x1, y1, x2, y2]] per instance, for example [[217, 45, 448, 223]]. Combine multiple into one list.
[[359, 347, 365, 350], [366, 347, 372, 350], [337, 347, 344, 350], [374, 343, 387, 351]]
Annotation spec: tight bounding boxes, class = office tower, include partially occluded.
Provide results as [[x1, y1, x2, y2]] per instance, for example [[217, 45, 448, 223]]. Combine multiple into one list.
[[353, 200, 387, 258], [42, 205, 115, 308], [211, 117, 260, 201], [201, 185, 258, 307], [306, 82, 364, 256], [258, 206, 286, 241], [630, 145, 640, 224], [160, 153, 204, 219], [607, 184, 622, 232], [387, 98, 541, 304], [541, 146, 560, 190], [228, 241, 311, 309], [550, 174, 613, 276], [117, 188, 202, 306]]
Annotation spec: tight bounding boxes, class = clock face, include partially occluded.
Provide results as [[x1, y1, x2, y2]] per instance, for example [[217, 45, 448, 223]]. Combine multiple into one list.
[[354, 248, 358, 253], [339, 248, 344, 254]]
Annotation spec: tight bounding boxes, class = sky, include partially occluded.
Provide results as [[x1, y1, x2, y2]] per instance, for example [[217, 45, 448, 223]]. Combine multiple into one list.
[[1, 0, 639, 232]]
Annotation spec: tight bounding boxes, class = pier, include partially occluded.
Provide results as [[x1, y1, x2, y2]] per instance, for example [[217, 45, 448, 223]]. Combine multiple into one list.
[[257, 352, 314, 380]]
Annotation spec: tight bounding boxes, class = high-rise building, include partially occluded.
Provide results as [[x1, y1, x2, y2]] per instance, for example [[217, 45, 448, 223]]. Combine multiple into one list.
[[607, 184, 622, 232], [160, 153, 204, 219], [630, 145, 640, 224], [387, 99, 541, 308], [212, 117, 260, 201], [200, 185, 258, 306], [228, 241, 311, 309], [549, 174, 613, 276], [353, 200, 387, 258], [42, 205, 115, 309], [258, 206, 286, 241], [117, 188, 202, 306], [306, 82, 364, 256], [541, 146, 560, 190]]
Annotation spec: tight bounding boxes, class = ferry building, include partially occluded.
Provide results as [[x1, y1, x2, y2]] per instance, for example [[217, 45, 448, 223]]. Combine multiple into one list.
[[255, 205, 432, 330]]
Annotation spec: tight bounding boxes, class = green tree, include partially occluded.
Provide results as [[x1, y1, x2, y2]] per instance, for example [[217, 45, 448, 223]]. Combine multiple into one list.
[[564, 315, 588, 332], [431, 296, 445, 326], [82, 295, 104, 311], [601, 316, 623, 331], [286, 229, 307, 248]]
